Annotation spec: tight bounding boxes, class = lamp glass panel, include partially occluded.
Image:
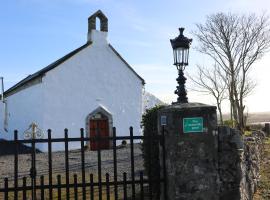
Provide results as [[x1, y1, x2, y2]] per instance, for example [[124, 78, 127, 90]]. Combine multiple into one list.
[[173, 46, 190, 65]]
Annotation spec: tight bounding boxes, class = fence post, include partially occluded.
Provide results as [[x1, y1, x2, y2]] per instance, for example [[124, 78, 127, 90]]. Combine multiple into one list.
[[129, 126, 136, 199], [22, 177, 27, 200], [57, 175, 62, 200], [14, 130, 18, 200], [123, 172, 127, 199], [30, 130, 37, 200], [97, 122, 102, 200], [4, 177, 8, 200], [113, 127, 118, 200], [265, 123, 270, 136], [90, 174, 94, 200], [80, 128, 86, 200], [105, 173, 110, 200], [47, 129, 53, 200], [40, 175, 44, 200], [73, 174, 78, 200], [64, 129, 70, 200]]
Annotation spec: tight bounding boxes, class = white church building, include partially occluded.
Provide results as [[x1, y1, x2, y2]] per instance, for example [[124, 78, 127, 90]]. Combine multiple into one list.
[[0, 10, 145, 151]]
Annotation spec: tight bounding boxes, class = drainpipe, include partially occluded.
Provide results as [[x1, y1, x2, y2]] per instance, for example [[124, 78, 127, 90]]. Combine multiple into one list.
[[4, 101, 8, 132], [0, 77, 8, 132], [0, 77, 3, 102]]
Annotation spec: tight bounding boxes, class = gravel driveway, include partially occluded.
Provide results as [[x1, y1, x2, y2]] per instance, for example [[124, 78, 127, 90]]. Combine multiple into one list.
[[0, 144, 144, 187]]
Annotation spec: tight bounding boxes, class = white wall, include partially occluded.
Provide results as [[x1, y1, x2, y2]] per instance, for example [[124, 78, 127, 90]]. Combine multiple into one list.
[[41, 30, 143, 150], [0, 102, 5, 136], [0, 83, 44, 150], [0, 30, 143, 151]]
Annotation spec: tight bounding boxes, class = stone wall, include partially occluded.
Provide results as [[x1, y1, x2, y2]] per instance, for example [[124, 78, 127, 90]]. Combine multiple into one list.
[[158, 103, 265, 200], [218, 126, 265, 200]]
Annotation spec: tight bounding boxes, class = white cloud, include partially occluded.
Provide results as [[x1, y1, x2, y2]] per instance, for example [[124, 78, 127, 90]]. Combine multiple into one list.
[[224, 0, 270, 13]]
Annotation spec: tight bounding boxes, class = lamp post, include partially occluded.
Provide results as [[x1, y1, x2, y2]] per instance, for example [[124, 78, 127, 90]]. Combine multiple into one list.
[[170, 27, 192, 104]]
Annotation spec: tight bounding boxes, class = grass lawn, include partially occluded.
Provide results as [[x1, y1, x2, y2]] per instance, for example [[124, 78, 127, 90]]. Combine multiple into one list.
[[254, 137, 270, 200]]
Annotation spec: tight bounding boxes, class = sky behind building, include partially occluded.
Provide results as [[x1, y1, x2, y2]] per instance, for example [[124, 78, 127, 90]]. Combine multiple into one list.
[[1, 0, 270, 112]]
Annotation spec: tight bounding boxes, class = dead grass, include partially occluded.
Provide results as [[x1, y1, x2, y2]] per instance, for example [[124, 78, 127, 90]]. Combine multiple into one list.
[[0, 173, 119, 200], [254, 137, 270, 200]]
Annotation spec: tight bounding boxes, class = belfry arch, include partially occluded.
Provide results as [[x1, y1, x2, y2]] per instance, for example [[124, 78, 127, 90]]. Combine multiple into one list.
[[88, 10, 108, 32]]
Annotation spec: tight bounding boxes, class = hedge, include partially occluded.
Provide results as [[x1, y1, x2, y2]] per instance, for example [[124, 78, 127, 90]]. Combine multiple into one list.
[[141, 104, 165, 198]]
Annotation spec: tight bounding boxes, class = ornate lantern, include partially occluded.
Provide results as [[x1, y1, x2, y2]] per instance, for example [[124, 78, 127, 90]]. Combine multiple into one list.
[[170, 28, 192, 103]]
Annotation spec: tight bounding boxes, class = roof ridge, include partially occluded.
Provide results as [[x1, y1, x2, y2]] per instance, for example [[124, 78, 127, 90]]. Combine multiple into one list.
[[5, 42, 145, 97], [5, 42, 91, 96]]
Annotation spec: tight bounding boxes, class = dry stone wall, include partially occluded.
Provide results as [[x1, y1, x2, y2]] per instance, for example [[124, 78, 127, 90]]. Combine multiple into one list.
[[160, 124, 265, 200], [158, 104, 265, 200], [218, 126, 265, 200]]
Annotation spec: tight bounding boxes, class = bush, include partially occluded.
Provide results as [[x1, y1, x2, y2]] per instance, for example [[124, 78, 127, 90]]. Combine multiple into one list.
[[224, 119, 236, 128], [141, 105, 165, 198]]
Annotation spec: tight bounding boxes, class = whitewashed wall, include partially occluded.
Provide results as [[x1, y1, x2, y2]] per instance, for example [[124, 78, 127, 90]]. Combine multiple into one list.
[[0, 30, 143, 151], [0, 83, 44, 150], [0, 102, 4, 136], [42, 30, 143, 150]]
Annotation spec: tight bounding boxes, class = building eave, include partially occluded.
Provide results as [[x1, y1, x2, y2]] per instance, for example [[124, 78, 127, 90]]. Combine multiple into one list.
[[4, 42, 91, 97], [4, 41, 145, 97], [108, 44, 145, 85]]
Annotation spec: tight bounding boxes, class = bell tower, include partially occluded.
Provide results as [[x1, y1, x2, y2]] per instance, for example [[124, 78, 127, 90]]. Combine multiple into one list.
[[87, 10, 108, 43]]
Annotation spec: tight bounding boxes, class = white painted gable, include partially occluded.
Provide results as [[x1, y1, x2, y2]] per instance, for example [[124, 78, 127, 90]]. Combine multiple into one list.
[[0, 11, 144, 151]]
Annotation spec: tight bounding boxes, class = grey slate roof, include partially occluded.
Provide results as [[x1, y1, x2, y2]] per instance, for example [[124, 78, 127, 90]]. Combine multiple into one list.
[[4, 42, 145, 96]]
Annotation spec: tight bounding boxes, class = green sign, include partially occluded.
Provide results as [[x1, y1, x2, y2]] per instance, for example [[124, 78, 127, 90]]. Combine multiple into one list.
[[183, 117, 203, 133]]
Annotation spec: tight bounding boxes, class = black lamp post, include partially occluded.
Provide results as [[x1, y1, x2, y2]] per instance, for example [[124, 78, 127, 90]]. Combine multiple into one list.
[[170, 27, 192, 104]]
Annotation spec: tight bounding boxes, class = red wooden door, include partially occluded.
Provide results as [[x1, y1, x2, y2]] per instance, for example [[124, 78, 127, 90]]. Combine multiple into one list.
[[90, 119, 110, 150]]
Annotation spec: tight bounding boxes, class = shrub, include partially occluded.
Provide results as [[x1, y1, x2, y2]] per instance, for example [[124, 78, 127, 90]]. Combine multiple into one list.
[[224, 119, 236, 128], [141, 104, 165, 198]]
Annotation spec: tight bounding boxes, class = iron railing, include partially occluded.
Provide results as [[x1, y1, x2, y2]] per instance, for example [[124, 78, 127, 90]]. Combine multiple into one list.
[[0, 126, 167, 200]]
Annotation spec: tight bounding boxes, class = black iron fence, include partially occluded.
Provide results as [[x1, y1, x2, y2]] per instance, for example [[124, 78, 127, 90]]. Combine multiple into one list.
[[0, 126, 167, 200]]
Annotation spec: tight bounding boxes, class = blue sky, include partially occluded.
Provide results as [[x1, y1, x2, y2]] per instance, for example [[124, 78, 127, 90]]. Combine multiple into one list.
[[1, 0, 270, 112]]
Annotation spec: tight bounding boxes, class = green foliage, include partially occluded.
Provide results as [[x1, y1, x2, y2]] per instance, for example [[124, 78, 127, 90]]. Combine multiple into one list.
[[141, 104, 165, 198], [264, 137, 270, 145], [244, 131, 252, 136], [223, 119, 236, 128]]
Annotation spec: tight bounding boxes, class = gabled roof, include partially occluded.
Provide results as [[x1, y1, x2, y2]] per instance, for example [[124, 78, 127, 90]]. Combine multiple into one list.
[[108, 44, 145, 85], [5, 42, 145, 96]]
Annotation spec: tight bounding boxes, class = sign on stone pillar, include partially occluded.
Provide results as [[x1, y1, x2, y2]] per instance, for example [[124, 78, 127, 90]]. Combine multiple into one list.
[[158, 102, 218, 200], [183, 117, 203, 133]]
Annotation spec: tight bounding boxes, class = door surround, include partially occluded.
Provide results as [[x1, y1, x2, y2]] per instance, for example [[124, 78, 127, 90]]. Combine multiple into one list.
[[86, 106, 113, 149]]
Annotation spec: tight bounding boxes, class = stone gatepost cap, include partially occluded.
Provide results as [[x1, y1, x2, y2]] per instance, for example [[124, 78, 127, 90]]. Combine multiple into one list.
[[160, 102, 217, 112]]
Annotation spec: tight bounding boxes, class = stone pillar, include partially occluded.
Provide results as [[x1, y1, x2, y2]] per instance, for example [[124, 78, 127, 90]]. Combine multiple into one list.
[[158, 103, 218, 200], [265, 123, 270, 136]]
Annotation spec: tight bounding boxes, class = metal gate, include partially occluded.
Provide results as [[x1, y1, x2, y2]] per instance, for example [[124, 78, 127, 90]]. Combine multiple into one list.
[[0, 125, 167, 200]]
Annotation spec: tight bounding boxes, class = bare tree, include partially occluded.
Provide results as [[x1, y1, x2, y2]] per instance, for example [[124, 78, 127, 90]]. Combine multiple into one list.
[[194, 12, 270, 131], [188, 64, 227, 124]]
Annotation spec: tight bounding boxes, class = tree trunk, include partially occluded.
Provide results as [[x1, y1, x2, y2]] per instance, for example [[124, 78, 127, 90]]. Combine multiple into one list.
[[216, 99, 223, 125]]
